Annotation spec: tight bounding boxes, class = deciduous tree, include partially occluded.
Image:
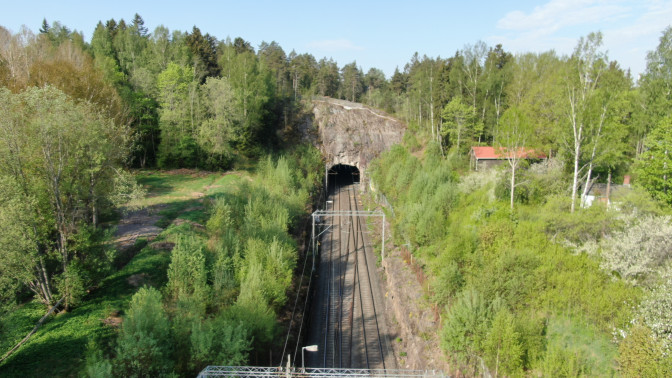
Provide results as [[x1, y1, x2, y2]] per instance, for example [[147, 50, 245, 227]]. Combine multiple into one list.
[[635, 116, 672, 205], [496, 106, 534, 210]]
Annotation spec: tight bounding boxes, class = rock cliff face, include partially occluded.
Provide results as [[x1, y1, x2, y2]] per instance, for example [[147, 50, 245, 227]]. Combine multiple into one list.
[[308, 97, 406, 177]]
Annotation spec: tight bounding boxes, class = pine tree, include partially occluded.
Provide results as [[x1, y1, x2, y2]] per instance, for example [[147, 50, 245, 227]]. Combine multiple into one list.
[[39, 19, 49, 34]]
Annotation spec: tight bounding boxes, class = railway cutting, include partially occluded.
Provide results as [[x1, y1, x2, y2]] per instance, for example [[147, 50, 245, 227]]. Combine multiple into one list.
[[303, 164, 395, 370]]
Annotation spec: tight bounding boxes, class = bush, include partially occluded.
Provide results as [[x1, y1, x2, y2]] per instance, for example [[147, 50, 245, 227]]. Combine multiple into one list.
[[166, 236, 209, 315], [600, 215, 672, 283], [539, 343, 591, 377], [638, 268, 672, 352], [484, 308, 524, 376], [440, 288, 497, 373], [114, 287, 173, 377], [189, 315, 251, 373], [432, 260, 464, 307], [618, 324, 671, 377]]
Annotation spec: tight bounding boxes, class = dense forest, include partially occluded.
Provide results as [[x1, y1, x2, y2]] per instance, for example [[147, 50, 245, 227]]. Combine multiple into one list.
[[0, 12, 672, 377]]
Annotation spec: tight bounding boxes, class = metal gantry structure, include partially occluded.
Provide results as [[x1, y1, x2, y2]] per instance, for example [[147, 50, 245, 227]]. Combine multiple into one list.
[[198, 366, 447, 377], [311, 209, 386, 269]]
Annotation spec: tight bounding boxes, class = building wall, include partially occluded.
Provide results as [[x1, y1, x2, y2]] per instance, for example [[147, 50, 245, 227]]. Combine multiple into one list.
[[477, 159, 504, 171]]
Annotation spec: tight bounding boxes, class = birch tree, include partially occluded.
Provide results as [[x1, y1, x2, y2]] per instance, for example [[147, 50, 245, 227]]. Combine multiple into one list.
[[0, 86, 130, 309], [496, 106, 534, 210], [563, 32, 608, 212]]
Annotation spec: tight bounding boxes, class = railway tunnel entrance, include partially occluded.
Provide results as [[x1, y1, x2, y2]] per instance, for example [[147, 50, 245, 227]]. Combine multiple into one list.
[[328, 164, 360, 192]]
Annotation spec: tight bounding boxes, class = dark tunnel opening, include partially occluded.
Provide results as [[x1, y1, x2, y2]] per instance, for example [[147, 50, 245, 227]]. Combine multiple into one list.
[[327, 164, 360, 194]]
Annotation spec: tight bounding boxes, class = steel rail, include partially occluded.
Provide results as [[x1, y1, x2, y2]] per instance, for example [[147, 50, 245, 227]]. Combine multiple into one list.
[[352, 183, 386, 369]]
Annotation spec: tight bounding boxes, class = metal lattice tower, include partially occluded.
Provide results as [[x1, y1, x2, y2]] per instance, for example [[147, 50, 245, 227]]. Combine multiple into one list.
[[198, 366, 447, 377]]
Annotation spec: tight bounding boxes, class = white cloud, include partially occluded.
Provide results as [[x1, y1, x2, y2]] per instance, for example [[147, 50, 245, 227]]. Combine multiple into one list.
[[497, 0, 630, 35], [306, 39, 364, 52], [491, 0, 672, 77]]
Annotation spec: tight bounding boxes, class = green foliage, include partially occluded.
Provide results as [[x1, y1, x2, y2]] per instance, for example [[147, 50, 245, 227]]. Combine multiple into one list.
[[635, 116, 672, 205], [618, 325, 672, 377], [0, 175, 41, 306], [539, 342, 591, 377], [483, 308, 523, 377], [441, 96, 480, 154], [534, 316, 618, 377], [639, 26, 672, 141], [109, 170, 148, 209], [431, 260, 464, 307], [4, 17, 671, 378], [84, 341, 113, 378], [196, 148, 321, 361], [166, 236, 209, 316], [198, 76, 237, 168], [189, 316, 250, 371], [114, 286, 173, 377], [370, 144, 457, 248], [440, 288, 495, 372], [372, 137, 641, 376], [0, 86, 131, 308], [541, 197, 615, 244], [237, 238, 295, 310], [54, 263, 87, 308]]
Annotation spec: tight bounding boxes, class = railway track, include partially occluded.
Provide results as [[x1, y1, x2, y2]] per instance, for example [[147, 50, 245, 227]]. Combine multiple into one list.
[[311, 168, 391, 370]]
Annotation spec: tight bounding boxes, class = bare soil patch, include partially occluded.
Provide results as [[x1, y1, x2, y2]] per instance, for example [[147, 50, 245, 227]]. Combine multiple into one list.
[[171, 218, 206, 231], [149, 241, 175, 251], [126, 273, 149, 287], [114, 205, 164, 251], [101, 310, 123, 328]]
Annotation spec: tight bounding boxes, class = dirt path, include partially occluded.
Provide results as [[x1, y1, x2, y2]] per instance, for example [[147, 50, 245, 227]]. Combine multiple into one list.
[[114, 169, 220, 250], [114, 205, 164, 250]]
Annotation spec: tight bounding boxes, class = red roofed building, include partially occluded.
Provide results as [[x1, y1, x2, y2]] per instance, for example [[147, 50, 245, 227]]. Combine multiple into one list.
[[470, 146, 547, 171]]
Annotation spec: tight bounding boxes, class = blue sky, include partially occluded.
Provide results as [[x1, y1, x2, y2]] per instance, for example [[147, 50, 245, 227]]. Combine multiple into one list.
[[2, 1, 671, 79]]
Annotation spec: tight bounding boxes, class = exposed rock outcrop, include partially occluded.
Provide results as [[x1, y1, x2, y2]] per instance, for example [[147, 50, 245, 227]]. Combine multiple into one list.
[[307, 97, 406, 178]]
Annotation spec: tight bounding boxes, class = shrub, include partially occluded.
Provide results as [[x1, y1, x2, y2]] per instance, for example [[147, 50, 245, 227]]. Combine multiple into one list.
[[539, 343, 591, 377], [115, 287, 173, 376], [189, 315, 251, 373], [484, 308, 524, 376], [166, 236, 209, 316], [432, 260, 464, 307], [618, 324, 671, 377], [600, 215, 672, 283], [638, 268, 672, 352], [440, 288, 497, 373]]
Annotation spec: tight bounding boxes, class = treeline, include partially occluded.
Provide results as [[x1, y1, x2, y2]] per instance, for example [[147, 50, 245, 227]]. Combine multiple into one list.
[[1, 15, 394, 170], [86, 147, 323, 376], [6, 18, 672, 207], [3, 18, 672, 204], [370, 31, 672, 211]]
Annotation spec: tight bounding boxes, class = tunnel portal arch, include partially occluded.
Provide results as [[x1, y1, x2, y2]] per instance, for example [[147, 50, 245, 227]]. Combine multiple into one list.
[[327, 164, 360, 194]]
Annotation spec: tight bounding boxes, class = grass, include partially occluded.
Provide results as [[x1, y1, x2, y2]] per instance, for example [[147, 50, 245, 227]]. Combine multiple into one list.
[[0, 169, 244, 377], [133, 170, 242, 226]]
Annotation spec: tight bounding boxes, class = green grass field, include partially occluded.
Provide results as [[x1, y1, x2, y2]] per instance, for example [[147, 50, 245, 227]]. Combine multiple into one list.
[[0, 169, 243, 377]]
